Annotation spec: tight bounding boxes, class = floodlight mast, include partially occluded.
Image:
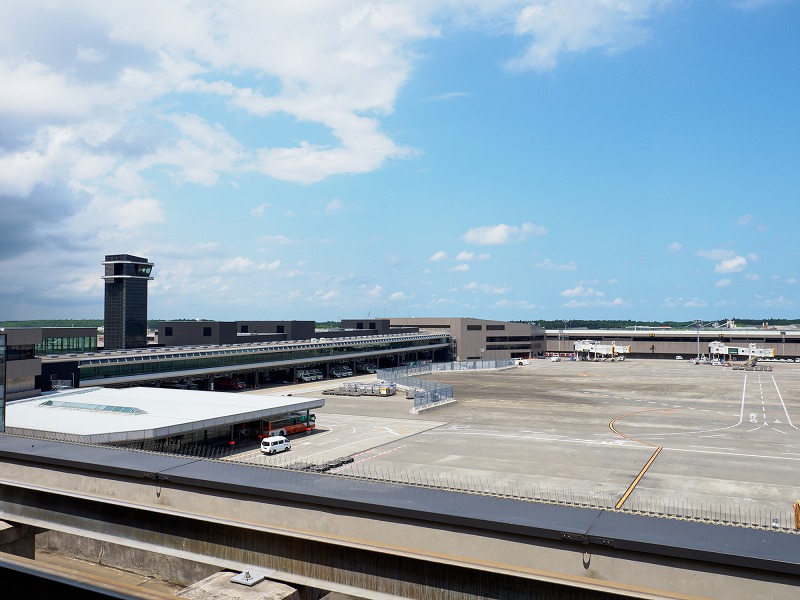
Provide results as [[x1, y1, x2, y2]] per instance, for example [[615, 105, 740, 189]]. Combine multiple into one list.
[[691, 320, 704, 361]]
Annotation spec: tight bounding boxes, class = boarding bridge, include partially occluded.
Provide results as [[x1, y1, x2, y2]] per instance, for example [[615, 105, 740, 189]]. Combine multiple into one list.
[[574, 340, 631, 360], [709, 341, 775, 359]]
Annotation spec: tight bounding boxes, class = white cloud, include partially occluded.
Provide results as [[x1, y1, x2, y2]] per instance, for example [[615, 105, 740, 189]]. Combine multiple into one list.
[[220, 256, 254, 273], [786, 278, 797, 285], [560, 285, 604, 298], [251, 203, 270, 218], [759, 295, 794, 308], [715, 256, 747, 274], [684, 297, 708, 307], [462, 222, 547, 245], [263, 259, 281, 271], [563, 296, 628, 308], [697, 248, 748, 274], [668, 241, 682, 252], [451, 264, 470, 272], [507, 0, 670, 72], [737, 214, 753, 226], [745, 273, 761, 281], [76, 46, 107, 64], [464, 281, 510, 294], [389, 291, 409, 301], [314, 290, 339, 302], [697, 248, 734, 261], [455, 250, 492, 261], [535, 258, 577, 271], [326, 198, 343, 213], [715, 279, 732, 287], [429, 250, 447, 262], [367, 284, 383, 298], [261, 235, 292, 244]]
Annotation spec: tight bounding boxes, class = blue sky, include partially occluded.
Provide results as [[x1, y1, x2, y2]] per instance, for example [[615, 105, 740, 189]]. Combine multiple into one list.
[[1, 1, 798, 323]]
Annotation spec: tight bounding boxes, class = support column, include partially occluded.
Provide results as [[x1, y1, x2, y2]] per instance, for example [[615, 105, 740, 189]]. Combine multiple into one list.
[[0, 521, 45, 559]]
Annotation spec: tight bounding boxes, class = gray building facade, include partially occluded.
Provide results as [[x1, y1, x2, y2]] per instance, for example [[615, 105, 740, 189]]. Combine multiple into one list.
[[102, 254, 153, 350], [389, 318, 545, 361], [3, 328, 42, 401], [159, 320, 315, 346]]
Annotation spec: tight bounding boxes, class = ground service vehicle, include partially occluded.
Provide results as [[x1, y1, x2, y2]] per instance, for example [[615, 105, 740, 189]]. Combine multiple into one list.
[[215, 377, 246, 390], [260, 436, 290, 455]]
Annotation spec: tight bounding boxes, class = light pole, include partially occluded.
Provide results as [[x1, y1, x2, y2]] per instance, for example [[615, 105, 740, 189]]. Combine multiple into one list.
[[691, 320, 703, 362]]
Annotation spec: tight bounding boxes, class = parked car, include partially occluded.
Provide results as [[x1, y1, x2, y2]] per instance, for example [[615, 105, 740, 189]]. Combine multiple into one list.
[[260, 435, 291, 455]]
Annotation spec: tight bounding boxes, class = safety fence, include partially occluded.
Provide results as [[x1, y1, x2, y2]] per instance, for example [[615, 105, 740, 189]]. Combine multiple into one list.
[[378, 359, 514, 411]]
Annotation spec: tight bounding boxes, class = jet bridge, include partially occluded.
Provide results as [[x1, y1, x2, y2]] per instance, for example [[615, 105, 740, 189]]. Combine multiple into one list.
[[708, 341, 774, 360], [574, 340, 630, 361]]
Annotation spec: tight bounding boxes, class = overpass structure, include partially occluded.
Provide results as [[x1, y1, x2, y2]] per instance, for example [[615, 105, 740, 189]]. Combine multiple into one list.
[[0, 435, 798, 599]]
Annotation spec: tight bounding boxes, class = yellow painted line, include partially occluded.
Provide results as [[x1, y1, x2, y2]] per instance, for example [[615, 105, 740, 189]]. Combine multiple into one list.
[[615, 446, 662, 509], [609, 411, 664, 509]]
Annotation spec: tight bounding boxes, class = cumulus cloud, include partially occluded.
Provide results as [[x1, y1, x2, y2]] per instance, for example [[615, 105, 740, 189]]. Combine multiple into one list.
[[715, 279, 732, 287], [697, 248, 748, 274], [535, 258, 577, 271], [464, 281, 510, 294], [715, 256, 747, 274], [451, 264, 470, 272], [668, 241, 682, 252], [507, 0, 671, 72], [429, 250, 447, 262], [462, 222, 547, 245], [220, 256, 254, 273], [314, 290, 339, 302], [560, 285, 604, 298], [263, 259, 281, 271]]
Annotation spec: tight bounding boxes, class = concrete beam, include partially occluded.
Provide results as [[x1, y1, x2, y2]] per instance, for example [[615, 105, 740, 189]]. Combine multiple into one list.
[[0, 520, 45, 559], [0, 456, 798, 599]]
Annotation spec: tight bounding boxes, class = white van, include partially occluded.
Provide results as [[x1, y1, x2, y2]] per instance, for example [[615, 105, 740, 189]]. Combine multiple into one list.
[[260, 435, 291, 455]]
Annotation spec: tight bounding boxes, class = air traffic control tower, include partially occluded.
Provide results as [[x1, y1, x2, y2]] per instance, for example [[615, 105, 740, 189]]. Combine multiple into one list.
[[102, 254, 154, 350]]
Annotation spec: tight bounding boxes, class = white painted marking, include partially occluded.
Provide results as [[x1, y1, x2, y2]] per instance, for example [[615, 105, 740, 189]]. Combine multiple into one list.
[[771, 375, 799, 430], [771, 428, 788, 435], [669, 447, 800, 461]]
